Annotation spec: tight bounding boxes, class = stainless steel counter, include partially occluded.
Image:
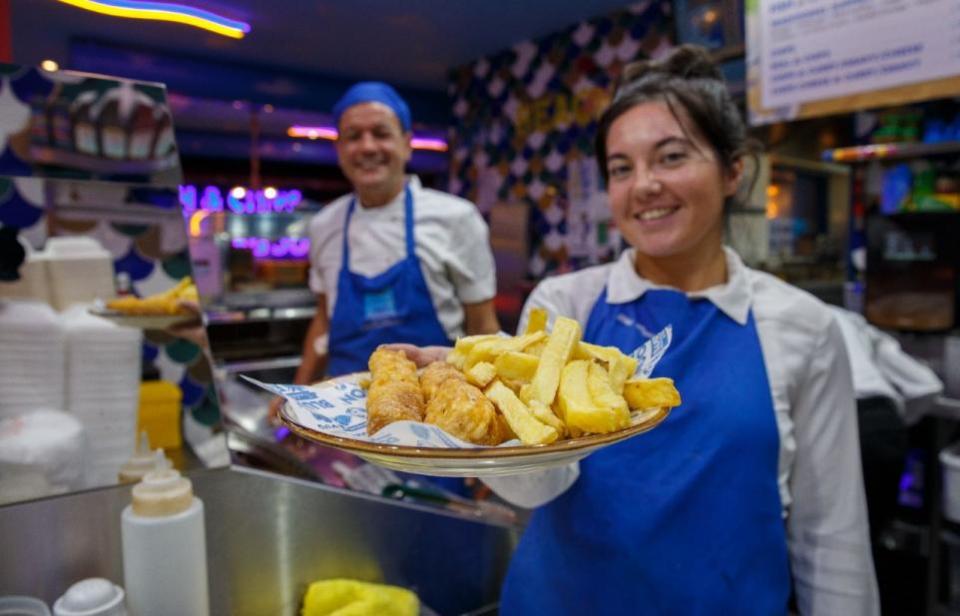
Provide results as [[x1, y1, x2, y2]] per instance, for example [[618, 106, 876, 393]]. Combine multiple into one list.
[[0, 466, 518, 615]]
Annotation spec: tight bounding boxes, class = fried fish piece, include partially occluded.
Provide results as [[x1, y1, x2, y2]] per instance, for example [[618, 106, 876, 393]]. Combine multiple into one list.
[[366, 348, 424, 435], [369, 347, 419, 386], [419, 360, 466, 401], [106, 277, 196, 315], [425, 380, 511, 446], [421, 361, 511, 446]]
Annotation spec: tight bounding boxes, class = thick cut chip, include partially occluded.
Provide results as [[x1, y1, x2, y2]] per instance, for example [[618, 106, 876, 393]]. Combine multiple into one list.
[[576, 342, 638, 393], [586, 363, 631, 430], [178, 285, 199, 302], [485, 381, 558, 445], [447, 350, 467, 370], [494, 351, 539, 382], [465, 361, 497, 388], [558, 360, 625, 434], [623, 377, 682, 410], [528, 399, 565, 436], [522, 316, 582, 406], [525, 340, 547, 357], [453, 334, 501, 353], [448, 334, 501, 369], [465, 332, 545, 369], [608, 355, 639, 394], [556, 360, 593, 424], [499, 378, 525, 394], [524, 307, 548, 334]]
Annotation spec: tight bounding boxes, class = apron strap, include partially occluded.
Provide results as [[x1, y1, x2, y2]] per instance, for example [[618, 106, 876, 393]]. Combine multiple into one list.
[[340, 182, 415, 267], [341, 198, 356, 266], [402, 183, 415, 258]]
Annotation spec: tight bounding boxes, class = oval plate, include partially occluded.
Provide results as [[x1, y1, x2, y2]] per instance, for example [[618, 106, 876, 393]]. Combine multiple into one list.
[[277, 372, 672, 477], [89, 307, 195, 330]]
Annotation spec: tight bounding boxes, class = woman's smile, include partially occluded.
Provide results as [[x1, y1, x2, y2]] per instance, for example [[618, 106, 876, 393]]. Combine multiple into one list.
[[634, 205, 680, 223]]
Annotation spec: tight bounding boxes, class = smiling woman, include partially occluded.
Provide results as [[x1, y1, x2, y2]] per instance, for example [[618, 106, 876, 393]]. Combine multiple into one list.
[[595, 46, 752, 290], [481, 45, 881, 616], [603, 102, 739, 287]]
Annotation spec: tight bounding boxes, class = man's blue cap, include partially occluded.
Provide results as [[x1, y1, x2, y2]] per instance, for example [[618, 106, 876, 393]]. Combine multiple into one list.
[[332, 82, 412, 132]]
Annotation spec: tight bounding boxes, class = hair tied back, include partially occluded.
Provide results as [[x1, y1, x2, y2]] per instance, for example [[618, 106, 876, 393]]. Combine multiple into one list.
[[621, 44, 723, 87]]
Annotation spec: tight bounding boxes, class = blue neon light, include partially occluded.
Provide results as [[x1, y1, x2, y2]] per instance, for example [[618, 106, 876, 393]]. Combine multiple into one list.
[[179, 185, 302, 216], [85, 0, 250, 32]]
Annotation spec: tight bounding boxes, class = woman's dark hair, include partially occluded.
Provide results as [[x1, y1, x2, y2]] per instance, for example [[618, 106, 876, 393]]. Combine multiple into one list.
[[595, 45, 756, 210]]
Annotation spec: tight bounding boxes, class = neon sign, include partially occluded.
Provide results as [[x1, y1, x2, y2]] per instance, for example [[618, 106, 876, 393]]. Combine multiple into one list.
[[55, 0, 251, 39], [179, 185, 303, 216], [231, 236, 310, 259], [286, 125, 449, 152]]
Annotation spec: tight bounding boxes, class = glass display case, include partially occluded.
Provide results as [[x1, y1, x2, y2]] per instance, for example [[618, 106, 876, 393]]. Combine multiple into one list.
[[0, 63, 224, 505]]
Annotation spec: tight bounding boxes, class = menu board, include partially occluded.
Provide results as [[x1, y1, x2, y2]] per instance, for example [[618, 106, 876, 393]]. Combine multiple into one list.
[[746, 0, 960, 125]]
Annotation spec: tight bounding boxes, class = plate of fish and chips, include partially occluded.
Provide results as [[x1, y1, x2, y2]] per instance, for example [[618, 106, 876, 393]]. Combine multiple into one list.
[[90, 277, 200, 330], [246, 309, 681, 477]]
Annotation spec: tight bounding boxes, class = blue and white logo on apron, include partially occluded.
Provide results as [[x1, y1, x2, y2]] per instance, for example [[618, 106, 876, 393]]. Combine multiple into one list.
[[362, 288, 399, 321]]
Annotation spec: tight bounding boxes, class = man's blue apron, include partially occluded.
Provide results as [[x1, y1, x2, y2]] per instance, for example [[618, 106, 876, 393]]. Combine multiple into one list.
[[326, 183, 464, 495], [500, 288, 791, 615], [327, 183, 451, 376]]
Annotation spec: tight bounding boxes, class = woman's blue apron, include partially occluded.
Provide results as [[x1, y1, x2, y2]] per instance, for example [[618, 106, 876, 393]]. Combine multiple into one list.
[[500, 288, 791, 615], [326, 183, 451, 376]]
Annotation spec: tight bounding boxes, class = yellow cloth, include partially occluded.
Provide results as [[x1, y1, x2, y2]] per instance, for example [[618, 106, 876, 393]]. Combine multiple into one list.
[[301, 579, 419, 616]]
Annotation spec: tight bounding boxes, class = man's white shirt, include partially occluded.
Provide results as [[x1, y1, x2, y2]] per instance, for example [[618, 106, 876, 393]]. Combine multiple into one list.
[[308, 175, 496, 339]]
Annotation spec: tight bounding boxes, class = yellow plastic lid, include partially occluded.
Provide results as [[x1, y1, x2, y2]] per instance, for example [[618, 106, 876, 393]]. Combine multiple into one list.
[[139, 380, 183, 404]]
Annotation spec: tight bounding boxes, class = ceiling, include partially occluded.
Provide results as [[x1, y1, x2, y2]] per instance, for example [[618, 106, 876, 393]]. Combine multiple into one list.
[[12, 0, 643, 91]]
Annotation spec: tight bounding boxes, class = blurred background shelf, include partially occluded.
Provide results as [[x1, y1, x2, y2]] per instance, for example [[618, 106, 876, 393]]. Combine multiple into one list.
[[823, 141, 960, 163]]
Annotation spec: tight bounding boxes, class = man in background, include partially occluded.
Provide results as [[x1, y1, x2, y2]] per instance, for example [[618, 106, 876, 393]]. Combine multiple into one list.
[[287, 81, 499, 392]]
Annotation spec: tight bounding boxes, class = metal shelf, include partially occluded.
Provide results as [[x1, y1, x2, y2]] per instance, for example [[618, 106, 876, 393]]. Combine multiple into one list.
[[822, 141, 960, 163], [931, 397, 960, 421], [220, 355, 302, 374], [29, 144, 181, 177], [207, 306, 315, 325]]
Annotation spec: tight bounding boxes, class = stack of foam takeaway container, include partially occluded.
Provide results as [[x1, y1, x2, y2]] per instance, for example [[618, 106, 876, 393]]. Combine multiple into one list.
[[62, 305, 142, 487], [0, 300, 66, 419]]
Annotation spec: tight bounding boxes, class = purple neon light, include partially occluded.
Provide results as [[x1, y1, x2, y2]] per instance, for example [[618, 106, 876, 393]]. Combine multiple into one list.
[[287, 125, 338, 140], [287, 125, 448, 151], [409, 137, 448, 151], [231, 236, 310, 260]]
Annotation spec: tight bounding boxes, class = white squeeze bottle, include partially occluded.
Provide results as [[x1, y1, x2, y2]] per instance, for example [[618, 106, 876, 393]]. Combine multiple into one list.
[[121, 467, 209, 616]]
